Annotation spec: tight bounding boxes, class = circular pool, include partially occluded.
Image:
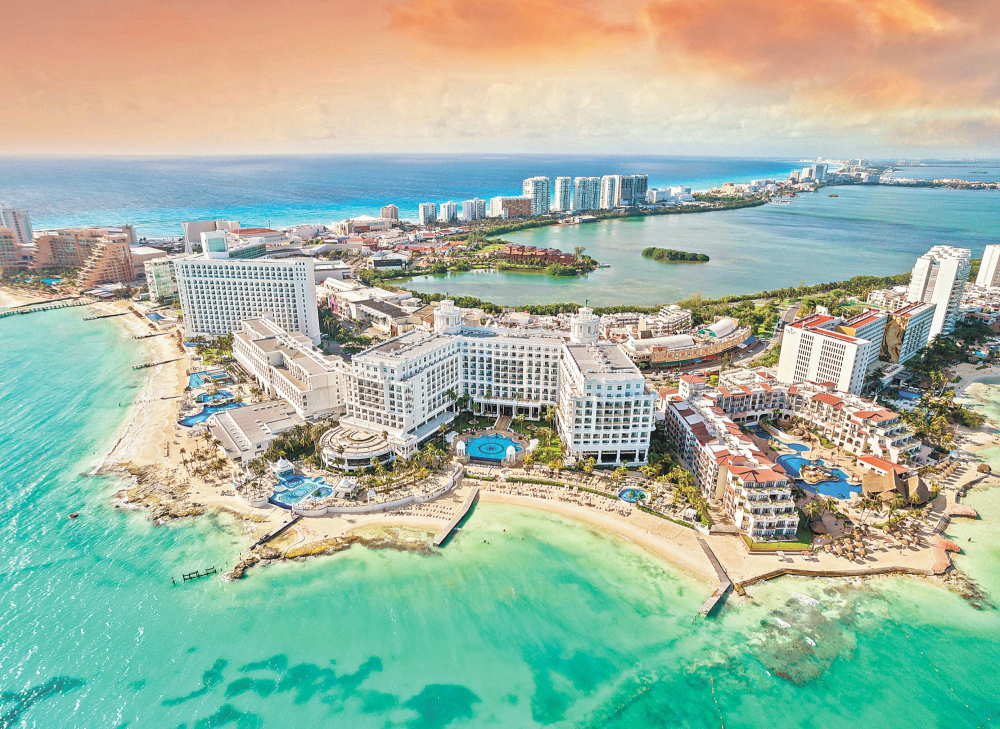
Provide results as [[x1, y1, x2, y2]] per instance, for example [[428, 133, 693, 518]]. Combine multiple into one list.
[[466, 434, 522, 462], [618, 488, 647, 504]]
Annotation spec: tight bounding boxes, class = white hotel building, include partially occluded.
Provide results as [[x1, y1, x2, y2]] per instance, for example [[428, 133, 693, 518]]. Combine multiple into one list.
[[175, 232, 321, 344], [327, 302, 652, 465], [776, 310, 888, 395], [232, 317, 347, 420]]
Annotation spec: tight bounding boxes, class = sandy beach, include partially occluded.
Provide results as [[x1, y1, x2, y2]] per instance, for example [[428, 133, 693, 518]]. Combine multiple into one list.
[[953, 361, 1000, 397], [75, 293, 995, 598]]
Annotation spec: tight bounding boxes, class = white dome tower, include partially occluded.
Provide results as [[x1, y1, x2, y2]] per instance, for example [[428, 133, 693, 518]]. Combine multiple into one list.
[[434, 299, 463, 335], [570, 306, 599, 344]]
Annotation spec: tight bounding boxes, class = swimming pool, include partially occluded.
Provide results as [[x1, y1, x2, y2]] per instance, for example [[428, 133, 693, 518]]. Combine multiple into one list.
[[196, 390, 234, 403], [776, 454, 858, 499], [618, 488, 647, 504], [270, 475, 335, 508], [188, 370, 229, 388], [146, 312, 164, 322], [466, 433, 522, 462], [178, 401, 244, 427]]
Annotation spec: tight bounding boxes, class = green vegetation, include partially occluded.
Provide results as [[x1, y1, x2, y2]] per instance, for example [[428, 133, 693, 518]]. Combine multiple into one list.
[[902, 371, 987, 448], [263, 421, 332, 466], [188, 334, 233, 365], [319, 310, 372, 349], [752, 344, 781, 368], [451, 412, 494, 432], [642, 247, 710, 263]]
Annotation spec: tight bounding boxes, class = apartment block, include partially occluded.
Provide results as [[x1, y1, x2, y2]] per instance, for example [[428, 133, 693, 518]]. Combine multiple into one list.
[[460, 198, 486, 222], [711, 369, 918, 462], [489, 196, 532, 219], [521, 177, 550, 215], [78, 235, 136, 289], [881, 302, 935, 364], [380, 204, 399, 221], [976, 245, 1000, 288], [144, 257, 180, 303], [557, 310, 654, 466], [325, 302, 650, 466], [663, 382, 798, 541], [0, 209, 34, 249], [907, 245, 971, 338], [418, 203, 437, 226], [552, 177, 572, 212], [0, 227, 33, 274], [573, 177, 601, 211], [175, 249, 320, 344]]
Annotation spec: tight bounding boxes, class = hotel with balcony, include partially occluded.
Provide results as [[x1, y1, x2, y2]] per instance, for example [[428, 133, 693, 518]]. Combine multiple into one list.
[[175, 231, 321, 344], [232, 316, 347, 421], [317, 302, 652, 469], [663, 381, 798, 541], [709, 369, 918, 463]]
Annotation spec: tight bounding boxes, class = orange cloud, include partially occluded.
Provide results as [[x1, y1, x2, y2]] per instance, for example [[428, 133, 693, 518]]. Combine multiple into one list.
[[389, 0, 640, 59], [642, 0, 1000, 108]]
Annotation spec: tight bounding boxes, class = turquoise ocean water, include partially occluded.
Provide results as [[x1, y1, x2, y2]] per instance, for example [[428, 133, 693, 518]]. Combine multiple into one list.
[[2, 309, 1000, 727]]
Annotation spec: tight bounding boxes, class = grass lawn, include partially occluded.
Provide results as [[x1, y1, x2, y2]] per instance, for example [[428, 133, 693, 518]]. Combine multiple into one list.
[[741, 509, 814, 551], [452, 412, 494, 432]]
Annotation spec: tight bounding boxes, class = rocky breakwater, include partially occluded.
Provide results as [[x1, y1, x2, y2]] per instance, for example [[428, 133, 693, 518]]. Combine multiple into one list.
[[110, 464, 206, 523], [225, 527, 437, 580]]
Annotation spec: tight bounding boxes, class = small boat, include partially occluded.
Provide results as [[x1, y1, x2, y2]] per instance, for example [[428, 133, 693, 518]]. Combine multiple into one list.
[[68, 512, 80, 519], [827, 193, 839, 197]]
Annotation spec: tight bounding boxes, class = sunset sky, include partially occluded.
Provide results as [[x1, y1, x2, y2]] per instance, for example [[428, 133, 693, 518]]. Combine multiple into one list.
[[3, 0, 998, 156]]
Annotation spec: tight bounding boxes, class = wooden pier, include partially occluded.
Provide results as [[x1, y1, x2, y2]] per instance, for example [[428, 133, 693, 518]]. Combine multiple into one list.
[[133, 332, 171, 339], [133, 357, 183, 370], [434, 485, 479, 547], [180, 566, 217, 582], [0, 298, 90, 319], [697, 538, 732, 617], [83, 311, 132, 321]]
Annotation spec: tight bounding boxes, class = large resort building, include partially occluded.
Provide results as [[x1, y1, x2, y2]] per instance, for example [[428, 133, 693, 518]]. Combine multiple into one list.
[[233, 317, 347, 421], [175, 233, 321, 344], [298, 302, 654, 470]]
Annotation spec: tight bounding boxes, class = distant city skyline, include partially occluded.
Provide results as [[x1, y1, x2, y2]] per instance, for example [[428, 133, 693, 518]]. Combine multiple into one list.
[[2, 0, 998, 156]]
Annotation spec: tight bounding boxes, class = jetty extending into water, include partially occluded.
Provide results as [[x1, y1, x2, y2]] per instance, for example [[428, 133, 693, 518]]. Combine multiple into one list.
[[251, 515, 303, 550], [697, 537, 733, 617], [83, 311, 133, 321], [133, 357, 184, 370], [434, 485, 479, 547], [0, 297, 92, 318]]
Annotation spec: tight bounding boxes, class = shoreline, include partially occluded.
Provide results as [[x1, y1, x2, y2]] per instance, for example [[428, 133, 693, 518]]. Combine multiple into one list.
[[73, 291, 997, 601]]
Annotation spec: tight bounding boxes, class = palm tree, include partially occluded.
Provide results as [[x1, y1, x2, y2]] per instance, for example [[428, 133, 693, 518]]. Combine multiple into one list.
[[543, 406, 556, 424], [802, 501, 822, 521], [514, 414, 526, 433], [611, 466, 628, 488]]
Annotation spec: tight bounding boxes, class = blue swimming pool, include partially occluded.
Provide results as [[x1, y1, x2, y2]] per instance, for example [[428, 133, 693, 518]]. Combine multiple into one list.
[[178, 401, 244, 427], [196, 390, 233, 403], [618, 488, 647, 504], [270, 475, 335, 508], [188, 370, 229, 388], [146, 312, 164, 322], [776, 454, 858, 499], [466, 433, 522, 462]]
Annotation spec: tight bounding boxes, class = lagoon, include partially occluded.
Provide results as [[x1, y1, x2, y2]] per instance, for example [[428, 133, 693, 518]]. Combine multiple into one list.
[[408, 186, 1000, 306]]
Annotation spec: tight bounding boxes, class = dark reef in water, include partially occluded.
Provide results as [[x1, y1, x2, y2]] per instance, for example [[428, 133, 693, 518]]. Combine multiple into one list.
[[0, 676, 85, 727], [161, 654, 481, 728]]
